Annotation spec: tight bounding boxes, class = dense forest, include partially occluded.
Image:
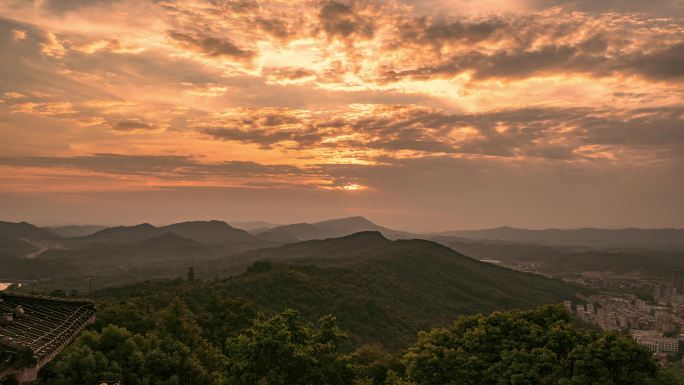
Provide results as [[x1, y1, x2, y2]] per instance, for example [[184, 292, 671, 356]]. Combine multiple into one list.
[[56, 232, 584, 350], [34, 277, 682, 385]]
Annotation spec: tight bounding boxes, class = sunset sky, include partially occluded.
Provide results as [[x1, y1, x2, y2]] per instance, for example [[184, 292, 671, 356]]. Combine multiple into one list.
[[0, 0, 682, 230]]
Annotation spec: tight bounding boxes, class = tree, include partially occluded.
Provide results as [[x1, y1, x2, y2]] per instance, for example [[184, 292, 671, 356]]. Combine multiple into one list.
[[350, 344, 403, 385], [223, 308, 354, 385], [566, 333, 657, 385], [403, 305, 661, 385]]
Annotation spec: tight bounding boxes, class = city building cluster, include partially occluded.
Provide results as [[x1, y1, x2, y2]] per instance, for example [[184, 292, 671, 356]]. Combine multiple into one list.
[[564, 270, 684, 355]]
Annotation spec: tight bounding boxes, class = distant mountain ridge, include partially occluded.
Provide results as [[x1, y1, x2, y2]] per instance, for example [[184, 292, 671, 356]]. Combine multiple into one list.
[[256, 216, 412, 243], [79, 220, 258, 245], [80, 223, 161, 244], [433, 236, 684, 279], [229, 221, 282, 232], [44, 225, 107, 238], [2, 218, 683, 289], [161, 220, 256, 244], [35, 231, 213, 277], [0, 221, 61, 258], [438, 226, 684, 250], [0, 221, 62, 242]]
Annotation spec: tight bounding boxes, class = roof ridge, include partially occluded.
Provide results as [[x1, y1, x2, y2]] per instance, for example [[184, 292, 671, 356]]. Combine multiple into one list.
[[0, 334, 23, 351], [0, 292, 95, 305]]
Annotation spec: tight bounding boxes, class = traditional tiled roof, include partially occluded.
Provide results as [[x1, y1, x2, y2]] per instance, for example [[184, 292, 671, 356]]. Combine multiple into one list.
[[0, 293, 96, 374]]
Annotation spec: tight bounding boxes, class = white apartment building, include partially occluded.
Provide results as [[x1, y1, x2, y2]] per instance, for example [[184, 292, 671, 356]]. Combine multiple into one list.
[[631, 331, 682, 353]]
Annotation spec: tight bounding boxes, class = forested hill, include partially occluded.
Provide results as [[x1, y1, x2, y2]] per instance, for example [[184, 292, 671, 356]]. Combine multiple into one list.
[[102, 232, 584, 349], [37, 284, 680, 385], [25, 232, 681, 385]]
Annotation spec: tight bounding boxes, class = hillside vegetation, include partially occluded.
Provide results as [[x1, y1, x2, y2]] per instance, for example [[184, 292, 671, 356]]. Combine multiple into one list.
[[91, 231, 583, 349], [35, 283, 680, 385]]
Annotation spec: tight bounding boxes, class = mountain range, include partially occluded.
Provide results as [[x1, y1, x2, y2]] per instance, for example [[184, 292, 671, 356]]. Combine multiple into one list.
[[439, 226, 684, 250], [1, 218, 682, 288], [98, 231, 583, 349], [4, 217, 682, 251], [435, 236, 684, 279], [254, 216, 412, 242], [44, 225, 107, 238], [75, 220, 259, 245], [0, 221, 61, 242]]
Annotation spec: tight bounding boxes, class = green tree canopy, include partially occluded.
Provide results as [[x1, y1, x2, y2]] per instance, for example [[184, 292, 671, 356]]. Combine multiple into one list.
[[223, 308, 354, 385], [403, 305, 660, 385]]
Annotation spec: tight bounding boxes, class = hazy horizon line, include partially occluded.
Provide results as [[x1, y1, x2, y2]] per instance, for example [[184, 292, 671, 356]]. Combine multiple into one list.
[[4, 217, 683, 234]]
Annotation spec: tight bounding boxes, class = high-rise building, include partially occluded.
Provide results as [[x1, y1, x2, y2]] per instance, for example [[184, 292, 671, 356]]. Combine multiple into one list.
[[673, 270, 684, 295]]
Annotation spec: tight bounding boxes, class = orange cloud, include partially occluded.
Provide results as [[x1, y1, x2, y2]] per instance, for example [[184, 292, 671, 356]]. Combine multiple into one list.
[[41, 31, 67, 57], [3, 92, 26, 99], [12, 29, 27, 41], [0, 0, 681, 201], [11, 102, 77, 116]]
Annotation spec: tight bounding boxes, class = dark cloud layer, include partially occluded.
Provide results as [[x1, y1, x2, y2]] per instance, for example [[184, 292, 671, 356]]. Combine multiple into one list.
[[200, 105, 684, 160], [386, 14, 684, 82], [30, 0, 121, 15], [167, 31, 254, 59], [399, 17, 510, 46], [318, 1, 375, 39], [532, 0, 684, 17], [624, 42, 684, 80], [0, 154, 306, 178], [203, 127, 322, 149], [111, 119, 155, 131], [7, 1, 683, 85]]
